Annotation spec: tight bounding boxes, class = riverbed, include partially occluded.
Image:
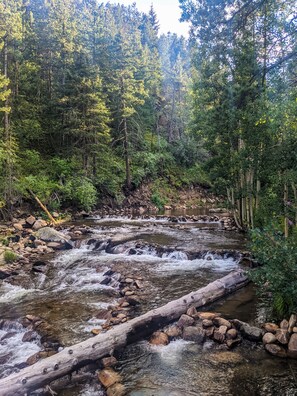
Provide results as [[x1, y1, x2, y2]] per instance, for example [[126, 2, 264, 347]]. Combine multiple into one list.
[[0, 213, 297, 395]]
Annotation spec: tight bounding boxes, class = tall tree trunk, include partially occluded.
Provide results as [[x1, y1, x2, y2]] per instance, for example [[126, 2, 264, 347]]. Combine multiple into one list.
[[124, 117, 131, 190], [3, 35, 13, 212], [284, 183, 289, 238]]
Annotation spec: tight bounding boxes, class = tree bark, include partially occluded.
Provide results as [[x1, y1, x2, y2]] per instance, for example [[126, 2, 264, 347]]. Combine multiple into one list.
[[123, 116, 131, 190], [0, 270, 248, 396]]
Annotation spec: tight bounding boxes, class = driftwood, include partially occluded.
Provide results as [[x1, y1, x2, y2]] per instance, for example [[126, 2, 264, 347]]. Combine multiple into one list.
[[0, 269, 248, 396], [28, 189, 57, 225]]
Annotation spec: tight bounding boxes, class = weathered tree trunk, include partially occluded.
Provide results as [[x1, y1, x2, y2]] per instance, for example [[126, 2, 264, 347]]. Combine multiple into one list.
[[0, 270, 248, 396], [28, 189, 57, 225], [284, 183, 289, 238], [123, 116, 131, 190]]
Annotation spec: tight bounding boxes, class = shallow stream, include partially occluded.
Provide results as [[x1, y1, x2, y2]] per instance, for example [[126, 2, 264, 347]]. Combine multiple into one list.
[[0, 212, 297, 395]]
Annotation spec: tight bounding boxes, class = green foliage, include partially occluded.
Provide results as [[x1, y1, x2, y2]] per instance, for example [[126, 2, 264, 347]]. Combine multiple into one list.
[[17, 175, 59, 204], [63, 177, 97, 211], [4, 250, 18, 263], [151, 192, 167, 210], [249, 226, 297, 318]]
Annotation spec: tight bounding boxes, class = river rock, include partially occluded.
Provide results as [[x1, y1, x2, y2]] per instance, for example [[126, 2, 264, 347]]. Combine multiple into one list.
[[98, 368, 121, 388], [226, 329, 238, 340], [288, 333, 297, 358], [202, 319, 213, 328], [205, 326, 215, 338], [32, 219, 47, 231], [275, 329, 290, 345], [177, 314, 195, 328], [207, 351, 244, 365], [165, 325, 182, 338], [262, 332, 277, 345], [218, 325, 228, 335], [0, 352, 12, 365], [91, 329, 101, 336], [126, 296, 140, 306], [106, 383, 125, 396], [288, 314, 297, 333], [263, 323, 279, 333], [135, 280, 143, 289], [149, 331, 169, 346], [226, 338, 242, 349], [26, 215, 36, 226], [22, 331, 37, 343], [232, 319, 263, 341], [13, 223, 24, 231], [280, 319, 289, 331], [213, 317, 232, 329], [265, 343, 287, 358], [293, 327, 297, 333], [213, 329, 225, 343], [198, 312, 219, 321], [182, 326, 205, 344], [35, 227, 70, 242], [187, 306, 198, 317], [102, 356, 118, 368], [26, 352, 40, 365]]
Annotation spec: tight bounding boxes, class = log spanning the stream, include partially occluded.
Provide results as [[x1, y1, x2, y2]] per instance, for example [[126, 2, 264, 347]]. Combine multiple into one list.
[[0, 269, 249, 396]]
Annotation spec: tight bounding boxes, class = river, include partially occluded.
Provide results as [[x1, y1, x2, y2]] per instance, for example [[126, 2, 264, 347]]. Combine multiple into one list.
[[0, 212, 297, 395]]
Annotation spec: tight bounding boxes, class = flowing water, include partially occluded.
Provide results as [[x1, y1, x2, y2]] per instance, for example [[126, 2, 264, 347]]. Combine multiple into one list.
[[0, 212, 297, 395]]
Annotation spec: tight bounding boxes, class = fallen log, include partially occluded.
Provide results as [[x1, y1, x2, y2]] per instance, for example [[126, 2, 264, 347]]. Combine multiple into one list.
[[0, 269, 248, 396]]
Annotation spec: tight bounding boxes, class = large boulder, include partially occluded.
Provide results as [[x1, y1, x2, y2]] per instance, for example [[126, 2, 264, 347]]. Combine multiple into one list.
[[35, 227, 73, 249]]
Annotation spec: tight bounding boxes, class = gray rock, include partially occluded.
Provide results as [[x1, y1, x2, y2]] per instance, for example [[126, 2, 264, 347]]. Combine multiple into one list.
[[35, 227, 70, 242], [182, 326, 205, 344], [232, 319, 263, 341], [177, 314, 195, 329]]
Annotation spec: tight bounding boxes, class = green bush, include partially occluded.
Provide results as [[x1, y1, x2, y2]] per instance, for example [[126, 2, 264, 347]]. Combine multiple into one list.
[[63, 176, 97, 211], [249, 225, 297, 318], [151, 192, 167, 210], [4, 250, 18, 263]]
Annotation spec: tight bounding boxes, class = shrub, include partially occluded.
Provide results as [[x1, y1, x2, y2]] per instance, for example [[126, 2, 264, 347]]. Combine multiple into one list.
[[63, 176, 97, 211], [249, 225, 297, 318], [151, 192, 167, 210], [4, 250, 18, 263]]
